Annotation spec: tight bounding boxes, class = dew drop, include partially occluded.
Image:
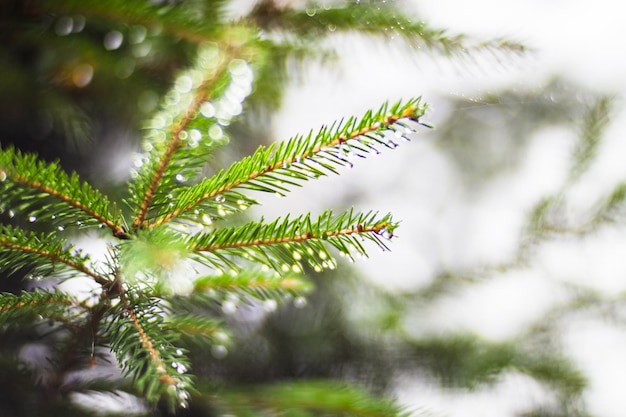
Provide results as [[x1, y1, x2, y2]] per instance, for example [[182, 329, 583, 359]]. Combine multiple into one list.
[[215, 195, 226, 203], [132, 40, 152, 57], [175, 173, 185, 183], [305, 7, 316, 16], [328, 24, 337, 32], [294, 297, 307, 308], [178, 130, 188, 140], [292, 251, 302, 261], [208, 124, 223, 140], [263, 299, 277, 312], [176, 349, 184, 356], [72, 63, 93, 88], [281, 264, 290, 272], [58, 225, 65, 231], [103, 30, 123, 50], [313, 265, 322, 273], [123, 26, 143, 46], [28, 215, 36, 223], [73, 15, 85, 32], [176, 363, 188, 374], [292, 264, 302, 273], [175, 75, 193, 93], [222, 301, 237, 315], [211, 345, 228, 359], [237, 199, 248, 210], [189, 128, 202, 142], [217, 206, 226, 217], [55, 16, 73, 36], [200, 102, 215, 118], [215, 332, 229, 342], [8, 210, 15, 218], [202, 214, 213, 225], [318, 250, 328, 260]]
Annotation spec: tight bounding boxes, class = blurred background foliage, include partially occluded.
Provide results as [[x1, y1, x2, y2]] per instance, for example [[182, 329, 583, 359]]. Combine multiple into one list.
[[0, 0, 620, 416]]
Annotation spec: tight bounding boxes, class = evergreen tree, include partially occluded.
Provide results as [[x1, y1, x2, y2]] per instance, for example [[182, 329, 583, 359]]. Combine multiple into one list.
[[0, 0, 527, 416]]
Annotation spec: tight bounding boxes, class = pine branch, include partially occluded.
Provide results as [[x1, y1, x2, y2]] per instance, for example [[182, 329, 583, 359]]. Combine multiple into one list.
[[193, 269, 313, 300], [151, 99, 426, 227], [166, 313, 227, 344], [0, 146, 125, 237], [571, 96, 613, 178], [129, 42, 256, 229], [105, 292, 192, 410], [0, 290, 82, 329], [213, 380, 412, 417], [250, 0, 526, 57], [0, 225, 108, 285], [187, 209, 397, 273]]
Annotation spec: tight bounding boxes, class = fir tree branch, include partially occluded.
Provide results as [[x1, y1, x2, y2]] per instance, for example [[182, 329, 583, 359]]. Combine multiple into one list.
[[250, 0, 525, 57], [130, 53, 233, 229], [166, 313, 226, 343], [571, 96, 613, 178], [0, 290, 82, 328], [129, 41, 257, 229], [213, 380, 411, 417], [151, 99, 426, 227], [193, 269, 313, 298], [187, 209, 397, 273], [0, 146, 125, 238], [106, 292, 192, 409], [0, 225, 108, 285]]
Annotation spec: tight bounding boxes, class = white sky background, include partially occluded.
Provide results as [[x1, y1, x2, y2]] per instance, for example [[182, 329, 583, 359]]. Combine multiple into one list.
[[252, 0, 626, 416]]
